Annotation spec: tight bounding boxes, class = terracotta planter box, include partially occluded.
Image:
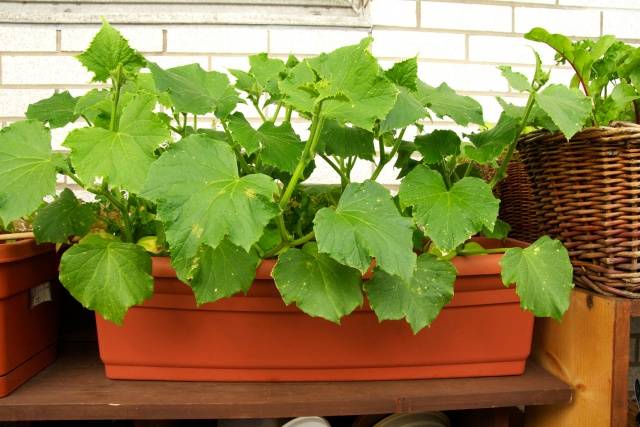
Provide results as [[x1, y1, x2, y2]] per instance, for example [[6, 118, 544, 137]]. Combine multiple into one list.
[[96, 238, 533, 382], [0, 239, 59, 397]]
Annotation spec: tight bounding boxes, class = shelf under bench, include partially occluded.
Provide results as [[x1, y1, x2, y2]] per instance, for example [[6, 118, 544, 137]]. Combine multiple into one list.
[[0, 343, 572, 421]]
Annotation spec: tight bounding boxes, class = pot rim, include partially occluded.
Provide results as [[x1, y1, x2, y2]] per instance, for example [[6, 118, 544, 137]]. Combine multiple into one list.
[[151, 237, 529, 280], [0, 238, 53, 264]]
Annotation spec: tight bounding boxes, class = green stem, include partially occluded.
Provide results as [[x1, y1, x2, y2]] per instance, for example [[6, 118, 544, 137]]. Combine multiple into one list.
[[100, 185, 134, 243], [109, 64, 124, 132], [319, 154, 347, 183], [193, 114, 198, 131], [442, 161, 452, 188], [251, 98, 268, 122], [67, 172, 133, 243], [277, 215, 291, 242], [181, 113, 188, 134], [263, 241, 288, 259], [81, 114, 92, 127], [370, 128, 405, 181], [271, 103, 282, 123], [490, 91, 536, 189], [65, 171, 86, 189], [463, 162, 474, 178], [459, 247, 509, 256], [284, 106, 292, 123], [263, 230, 315, 258], [279, 102, 325, 210], [346, 156, 356, 172], [290, 230, 315, 247], [221, 122, 252, 175]]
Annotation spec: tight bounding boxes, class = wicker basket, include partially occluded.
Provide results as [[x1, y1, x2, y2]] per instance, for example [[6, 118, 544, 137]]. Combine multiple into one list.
[[496, 155, 542, 243], [518, 122, 640, 297]]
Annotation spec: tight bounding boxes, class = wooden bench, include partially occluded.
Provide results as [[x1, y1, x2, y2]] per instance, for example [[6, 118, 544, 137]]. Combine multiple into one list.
[[0, 343, 571, 426]]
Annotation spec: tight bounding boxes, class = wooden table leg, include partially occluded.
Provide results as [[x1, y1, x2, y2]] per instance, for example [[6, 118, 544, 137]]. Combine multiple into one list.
[[525, 289, 630, 427]]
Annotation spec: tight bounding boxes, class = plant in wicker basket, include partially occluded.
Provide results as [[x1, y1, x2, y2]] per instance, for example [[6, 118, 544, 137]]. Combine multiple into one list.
[[0, 22, 576, 330], [508, 28, 640, 297]]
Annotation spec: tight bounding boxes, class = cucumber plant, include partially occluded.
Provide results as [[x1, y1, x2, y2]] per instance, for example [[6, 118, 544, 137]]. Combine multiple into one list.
[[525, 27, 640, 125], [0, 22, 576, 331]]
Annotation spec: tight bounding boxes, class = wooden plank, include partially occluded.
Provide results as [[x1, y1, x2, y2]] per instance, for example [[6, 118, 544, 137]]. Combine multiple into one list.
[[629, 299, 640, 317], [0, 344, 571, 421], [526, 289, 621, 426], [613, 299, 631, 427]]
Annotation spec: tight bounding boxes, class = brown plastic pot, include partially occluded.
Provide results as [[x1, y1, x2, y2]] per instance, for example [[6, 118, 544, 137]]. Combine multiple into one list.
[[96, 238, 534, 382], [0, 239, 59, 397]]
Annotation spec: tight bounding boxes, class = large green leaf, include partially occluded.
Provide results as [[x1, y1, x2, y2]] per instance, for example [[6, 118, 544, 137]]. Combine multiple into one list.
[[385, 57, 418, 91], [230, 68, 260, 96], [364, 254, 456, 333], [0, 120, 59, 223], [414, 130, 461, 164], [227, 112, 304, 173], [534, 84, 591, 139], [314, 180, 416, 281], [189, 239, 259, 305], [33, 188, 96, 244], [142, 134, 279, 279], [399, 165, 499, 252], [226, 112, 261, 154], [465, 113, 519, 164], [278, 60, 317, 114], [77, 21, 146, 82], [273, 242, 363, 323], [525, 28, 615, 90], [417, 81, 484, 126], [318, 119, 375, 161], [249, 53, 286, 96], [64, 94, 170, 193], [380, 87, 427, 133], [59, 234, 153, 324], [135, 73, 173, 108], [501, 236, 573, 320], [482, 218, 511, 240], [26, 91, 78, 128], [148, 62, 240, 116], [307, 39, 398, 130], [74, 89, 112, 128], [498, 66, 532, 92]]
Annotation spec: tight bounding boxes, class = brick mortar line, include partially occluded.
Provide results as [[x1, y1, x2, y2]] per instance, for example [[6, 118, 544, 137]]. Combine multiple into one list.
[[55, 29, 61, 52], [419, 0, 640, 12], [0, 115, 468, 126], [0, 53, 577, 68], [600, 10, 604, 36], [0, 50, 165, 56], [373, 25, 640, 43], [0, 82, 531, 98]]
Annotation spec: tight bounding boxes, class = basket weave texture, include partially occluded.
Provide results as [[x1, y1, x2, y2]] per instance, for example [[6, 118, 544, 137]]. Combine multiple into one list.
[[496, 156, 541, 244], [518, 122, 640, 297]]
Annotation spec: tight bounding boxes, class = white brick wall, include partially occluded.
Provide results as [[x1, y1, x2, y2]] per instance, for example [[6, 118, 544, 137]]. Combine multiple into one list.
[[2, 0, 640, 185], [61, 25, 164, 53], [421, 2, 512, 32], [166, 26, 268, 53], [270, 28, 369, 55], [372, 30, 465, 59], [514, 7, 600, 37]]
